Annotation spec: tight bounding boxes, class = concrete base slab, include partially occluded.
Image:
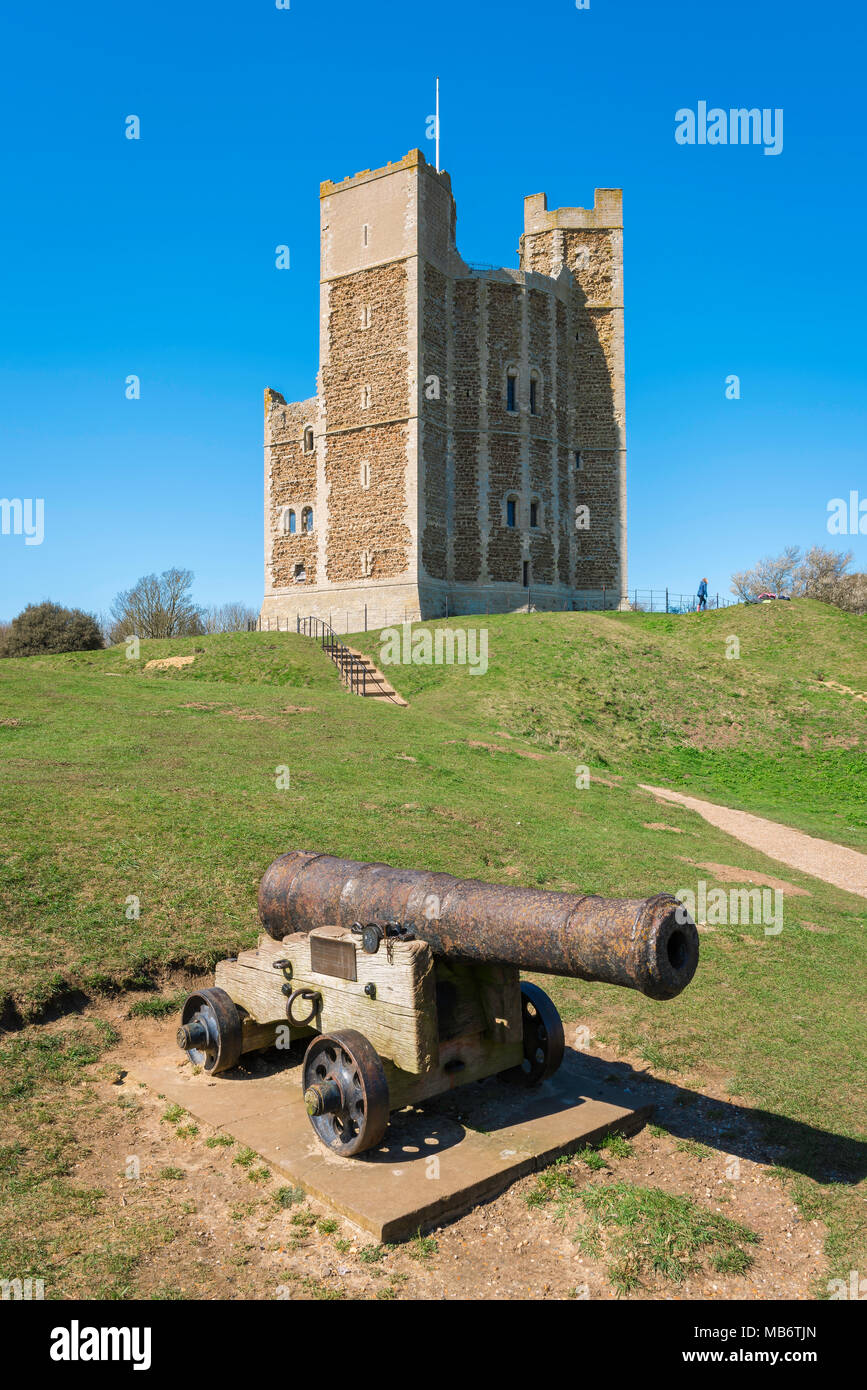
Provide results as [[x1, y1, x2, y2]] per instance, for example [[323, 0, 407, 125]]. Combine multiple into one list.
[[128, 1040, 652, 1242]]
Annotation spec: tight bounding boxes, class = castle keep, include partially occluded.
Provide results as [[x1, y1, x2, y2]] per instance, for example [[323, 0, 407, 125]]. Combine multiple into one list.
[[261, 149, 626, 630]]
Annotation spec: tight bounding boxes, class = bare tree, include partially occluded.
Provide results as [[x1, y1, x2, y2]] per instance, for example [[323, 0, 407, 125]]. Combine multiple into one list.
[[731, 545, 865, 613], [831, 571, 867, 614], [730, 545, 802, 601], [792, 545, 853, 598], [795, 547, 866, 614], [201, 601, 259, 633], [109, 568, 203, 643]]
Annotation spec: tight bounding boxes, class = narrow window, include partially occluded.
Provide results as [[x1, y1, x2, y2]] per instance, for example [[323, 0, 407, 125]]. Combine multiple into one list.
[[284, 508, 296, 535], [506, 369, 518, 413], [361, 384, 371, 410], [360, 304, 371, 329], [302, 506, 313, 533], [530, 500, 539, 528], [362, 224, 369, 247], [303, 425, 314, 453], [529, 372, 540, 415], [522, 560, 530, 587], [575, 451, 583, 470], [506, 498, 517, 528], [359, 460, 371, 489], [294, 562, 306, 583]]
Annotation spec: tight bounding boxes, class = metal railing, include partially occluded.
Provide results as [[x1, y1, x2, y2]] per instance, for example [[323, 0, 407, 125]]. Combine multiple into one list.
[[296, 615, 401, 703], [626, 589, 733, 614], [249, 587, 736, 637], [421, 587, 736, 617]]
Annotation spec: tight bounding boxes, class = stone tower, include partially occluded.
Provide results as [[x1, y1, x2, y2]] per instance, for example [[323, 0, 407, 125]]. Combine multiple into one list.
[[261, 149, 626, 631]]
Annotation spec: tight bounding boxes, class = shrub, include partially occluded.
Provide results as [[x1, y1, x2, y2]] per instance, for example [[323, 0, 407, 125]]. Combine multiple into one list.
[[0, 601, 103, 658]]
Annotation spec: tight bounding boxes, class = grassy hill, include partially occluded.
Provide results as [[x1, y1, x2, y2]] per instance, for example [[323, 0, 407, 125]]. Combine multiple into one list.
[[352, 598, 867, 848], [1, 600, 865, 1285]]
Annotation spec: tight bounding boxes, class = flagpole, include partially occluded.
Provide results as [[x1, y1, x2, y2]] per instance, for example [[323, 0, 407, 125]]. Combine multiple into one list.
[[435, 76, 440, 171]]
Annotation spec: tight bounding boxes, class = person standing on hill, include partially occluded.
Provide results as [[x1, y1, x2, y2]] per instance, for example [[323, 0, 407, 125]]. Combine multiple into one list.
[[697, 578, 708, 612]]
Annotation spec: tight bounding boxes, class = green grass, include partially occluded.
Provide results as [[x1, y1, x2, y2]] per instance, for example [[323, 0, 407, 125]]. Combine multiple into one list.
[[353, 600, 867, 846], [408, 1234, 438, 1261], [274, 1185, 305, 1209], [575, 1182, 759, 1294], [359, 1242, 391, 1263], [522, 1152, 759, 1293], [128, 991, 189, 1019], [0, 604, 865, 1288], [290, 1209, 316, 1229]]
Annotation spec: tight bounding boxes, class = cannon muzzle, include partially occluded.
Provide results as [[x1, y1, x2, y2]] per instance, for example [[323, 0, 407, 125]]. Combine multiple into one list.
[[258, 851, 698, 1001]]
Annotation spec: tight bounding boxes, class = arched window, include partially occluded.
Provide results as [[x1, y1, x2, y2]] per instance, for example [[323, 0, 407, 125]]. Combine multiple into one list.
[[506, 367, 518, 413], [529, 369, 542, 416], [302, 506, 313, 533], [506, 495, 518, 528], [361, 384, 371, 410], [303, 426, 314, 453], [283, 508, 296, 535]]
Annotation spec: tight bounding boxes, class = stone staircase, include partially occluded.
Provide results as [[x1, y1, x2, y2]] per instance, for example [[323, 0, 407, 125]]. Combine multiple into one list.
[[297, 617, 407, 706], [342, 645, 408, 705]]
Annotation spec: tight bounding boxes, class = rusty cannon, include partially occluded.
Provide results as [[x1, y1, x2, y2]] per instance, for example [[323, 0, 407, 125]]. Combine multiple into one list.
[[258, 851, 698, 1001], [178, 851, 698, 1157]]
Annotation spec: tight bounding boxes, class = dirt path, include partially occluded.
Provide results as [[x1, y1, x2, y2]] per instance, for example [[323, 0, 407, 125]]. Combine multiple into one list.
[[640, 785, 867, 898]]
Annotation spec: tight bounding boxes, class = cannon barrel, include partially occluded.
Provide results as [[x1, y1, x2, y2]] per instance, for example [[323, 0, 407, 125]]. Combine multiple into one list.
[[258, 851, 698, 1001]]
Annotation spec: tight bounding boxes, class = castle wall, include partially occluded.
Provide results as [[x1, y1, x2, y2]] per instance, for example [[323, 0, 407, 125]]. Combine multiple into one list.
[[322, 260, 412, 585], [263, 391, 319, 593], [520, 190, 627, 598], [452, 278, 482, 584]]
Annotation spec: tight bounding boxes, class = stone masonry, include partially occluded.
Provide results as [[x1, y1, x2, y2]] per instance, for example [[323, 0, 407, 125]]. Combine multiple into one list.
[[261, 149, 627, 631]]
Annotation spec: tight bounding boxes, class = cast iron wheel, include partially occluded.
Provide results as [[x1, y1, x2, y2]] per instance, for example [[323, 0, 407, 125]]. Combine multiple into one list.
[[176, 987, 243, 1075], [517, 981, 565, 1085], [302, 1029, 389, 1156]]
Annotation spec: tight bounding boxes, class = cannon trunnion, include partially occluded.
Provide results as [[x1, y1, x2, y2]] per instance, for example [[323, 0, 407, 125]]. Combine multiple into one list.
[[178, 852, 698, 1156]]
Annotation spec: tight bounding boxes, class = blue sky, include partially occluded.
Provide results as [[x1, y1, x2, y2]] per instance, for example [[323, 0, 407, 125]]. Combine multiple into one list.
[[1, 0, 864, 619]]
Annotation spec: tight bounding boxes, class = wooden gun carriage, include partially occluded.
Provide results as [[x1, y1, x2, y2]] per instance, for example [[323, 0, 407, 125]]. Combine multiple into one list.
[[178, 851, 699, 1156]]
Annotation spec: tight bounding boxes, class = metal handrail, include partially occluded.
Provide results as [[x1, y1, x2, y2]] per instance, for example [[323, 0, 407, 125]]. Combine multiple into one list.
[[297, 615, 401, 703]]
